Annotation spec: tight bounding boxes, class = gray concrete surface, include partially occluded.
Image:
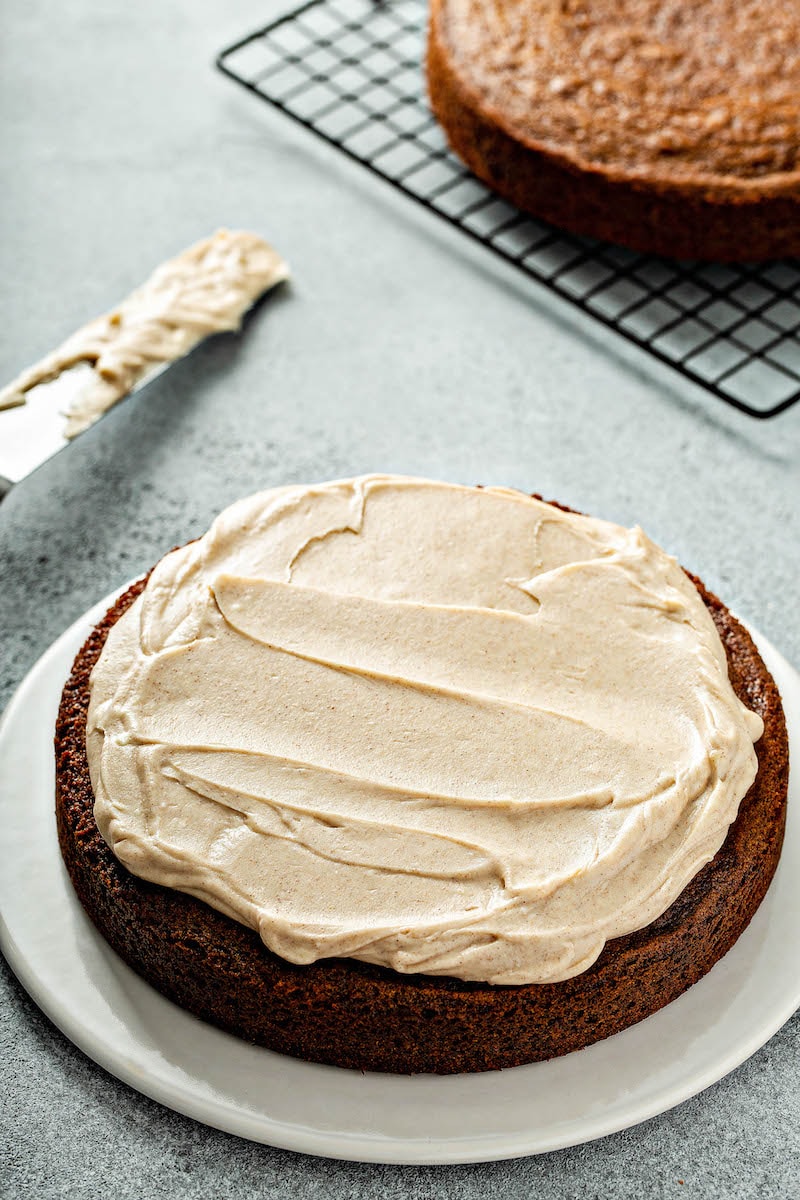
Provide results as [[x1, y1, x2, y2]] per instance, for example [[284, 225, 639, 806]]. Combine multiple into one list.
[[1, 1, 798, 1195]]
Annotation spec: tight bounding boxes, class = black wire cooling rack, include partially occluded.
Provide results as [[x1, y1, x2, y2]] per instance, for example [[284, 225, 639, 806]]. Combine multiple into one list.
[[218, 0, 800, 419]]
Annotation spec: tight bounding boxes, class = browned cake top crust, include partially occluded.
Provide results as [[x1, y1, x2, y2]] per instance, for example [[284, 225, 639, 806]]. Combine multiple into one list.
[[55, 520, 788, 1074], [433, 0, 800, 193]]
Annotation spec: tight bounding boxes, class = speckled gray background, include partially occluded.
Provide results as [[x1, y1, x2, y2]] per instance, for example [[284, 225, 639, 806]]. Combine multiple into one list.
[[1, 1, 798, 1195]]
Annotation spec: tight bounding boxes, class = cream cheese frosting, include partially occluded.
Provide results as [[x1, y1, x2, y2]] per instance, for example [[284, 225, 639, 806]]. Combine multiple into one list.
[[0, 229, 288, 437], [86, 476, 763, 985]]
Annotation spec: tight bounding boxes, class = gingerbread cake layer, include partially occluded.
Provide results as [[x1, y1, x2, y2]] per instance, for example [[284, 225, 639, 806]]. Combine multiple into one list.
[[427, 0, 800, 261]]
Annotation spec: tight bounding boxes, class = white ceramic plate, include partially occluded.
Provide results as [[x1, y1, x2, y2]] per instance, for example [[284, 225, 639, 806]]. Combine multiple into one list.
[[1, 591, 798, 1165]]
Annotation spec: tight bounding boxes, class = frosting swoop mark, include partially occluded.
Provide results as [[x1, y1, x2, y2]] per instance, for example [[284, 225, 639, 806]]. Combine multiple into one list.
[[87, 476, 762, 985]]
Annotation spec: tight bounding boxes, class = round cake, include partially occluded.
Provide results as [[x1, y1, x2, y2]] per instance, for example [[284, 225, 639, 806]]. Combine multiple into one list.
[[56, 477, 788, 1073], [427, 0, 800, 261]]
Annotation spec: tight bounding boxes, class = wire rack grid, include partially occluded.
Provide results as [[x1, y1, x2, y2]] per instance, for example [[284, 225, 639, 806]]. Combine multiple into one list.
[[218, 0, 800, 419]]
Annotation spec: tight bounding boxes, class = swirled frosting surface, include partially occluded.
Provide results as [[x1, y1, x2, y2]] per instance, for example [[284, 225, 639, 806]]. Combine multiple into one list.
[[87, 476, 763, 984]]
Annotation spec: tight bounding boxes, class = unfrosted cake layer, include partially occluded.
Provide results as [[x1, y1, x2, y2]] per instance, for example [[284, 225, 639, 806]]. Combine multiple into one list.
[[427, 0, 800, 260]]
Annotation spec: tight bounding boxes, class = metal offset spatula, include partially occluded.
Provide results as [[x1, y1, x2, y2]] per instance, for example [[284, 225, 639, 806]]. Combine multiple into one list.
[[0, 230, 289, 499]]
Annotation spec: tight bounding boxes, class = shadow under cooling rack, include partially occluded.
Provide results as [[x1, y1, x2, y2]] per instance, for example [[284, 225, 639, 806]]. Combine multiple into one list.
[[218, 0, 800, 419]]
